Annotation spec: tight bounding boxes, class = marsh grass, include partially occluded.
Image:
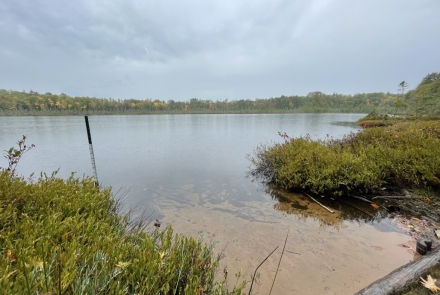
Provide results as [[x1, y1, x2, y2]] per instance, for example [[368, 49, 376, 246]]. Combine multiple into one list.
[[0, 171, 246, 294], [248, 120, 440, 196], [357, 110, 440, 128]]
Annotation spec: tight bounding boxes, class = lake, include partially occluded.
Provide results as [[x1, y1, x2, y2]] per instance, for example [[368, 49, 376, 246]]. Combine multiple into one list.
[[0, 113, 412, 294]]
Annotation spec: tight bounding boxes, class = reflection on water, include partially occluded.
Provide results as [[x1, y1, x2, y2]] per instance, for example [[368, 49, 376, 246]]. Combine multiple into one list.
[[268, 188, 345, 229], [266, 186, 401, 232], [331, 121, 360, 128]]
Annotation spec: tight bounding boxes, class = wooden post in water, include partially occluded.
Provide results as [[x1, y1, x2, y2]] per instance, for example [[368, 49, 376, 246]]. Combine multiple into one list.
[[84, 116, 99, 187]]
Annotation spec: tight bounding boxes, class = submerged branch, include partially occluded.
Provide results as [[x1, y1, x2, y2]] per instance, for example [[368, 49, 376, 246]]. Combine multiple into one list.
[[303, 191, 335, 213]]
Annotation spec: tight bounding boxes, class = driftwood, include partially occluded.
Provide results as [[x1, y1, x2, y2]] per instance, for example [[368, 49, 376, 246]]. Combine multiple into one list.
[[302, 192, 335, 213], [354, 246, 440, 295]]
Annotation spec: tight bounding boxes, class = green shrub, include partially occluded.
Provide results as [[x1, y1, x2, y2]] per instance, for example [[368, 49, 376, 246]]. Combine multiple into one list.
[[0, 171, 245, 294], [248, 121, 440, 196]]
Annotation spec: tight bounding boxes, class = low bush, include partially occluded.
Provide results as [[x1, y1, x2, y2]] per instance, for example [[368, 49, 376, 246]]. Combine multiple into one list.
[[248, 121, 440, 196], [357, 110, 440, 128], [0, 170, 245, 294], [356, 110, 396, 128]]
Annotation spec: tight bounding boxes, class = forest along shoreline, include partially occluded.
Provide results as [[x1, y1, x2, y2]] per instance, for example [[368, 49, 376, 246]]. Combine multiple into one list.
[[1, 72, 439, 116]]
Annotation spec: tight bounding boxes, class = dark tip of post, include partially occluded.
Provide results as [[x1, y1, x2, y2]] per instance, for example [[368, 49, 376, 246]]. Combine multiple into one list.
[[84, 116, 92, 144]]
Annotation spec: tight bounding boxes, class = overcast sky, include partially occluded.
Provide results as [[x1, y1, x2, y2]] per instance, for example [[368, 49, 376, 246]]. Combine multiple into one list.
[[1, 0, 439, 101]]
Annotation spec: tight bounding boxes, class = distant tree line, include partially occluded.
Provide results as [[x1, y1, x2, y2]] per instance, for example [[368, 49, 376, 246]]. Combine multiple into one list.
[[0, 90, 392, 115], [0, 72, 438, 116]]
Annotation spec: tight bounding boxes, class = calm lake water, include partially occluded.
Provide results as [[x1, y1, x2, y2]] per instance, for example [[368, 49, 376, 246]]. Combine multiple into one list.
[[0, 113, 363, 207], [0, 114, 413, 294]]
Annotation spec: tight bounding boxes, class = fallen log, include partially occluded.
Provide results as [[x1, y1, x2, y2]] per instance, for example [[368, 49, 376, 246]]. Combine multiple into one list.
[[354, 246, 440, 295]]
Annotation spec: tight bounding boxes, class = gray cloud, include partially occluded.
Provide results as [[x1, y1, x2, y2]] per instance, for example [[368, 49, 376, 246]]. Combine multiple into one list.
[[1, 0, 439, 100]]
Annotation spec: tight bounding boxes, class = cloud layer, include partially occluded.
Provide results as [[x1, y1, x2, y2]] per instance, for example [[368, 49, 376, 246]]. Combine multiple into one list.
[[1, 0, 439, 100]]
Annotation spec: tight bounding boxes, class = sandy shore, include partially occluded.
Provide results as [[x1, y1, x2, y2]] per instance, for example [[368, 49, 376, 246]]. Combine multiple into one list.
[[150, 183, 413, 294]]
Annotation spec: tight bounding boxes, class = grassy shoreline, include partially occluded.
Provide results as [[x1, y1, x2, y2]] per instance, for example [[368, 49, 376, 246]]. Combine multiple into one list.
[[0, 171, 245, 294]]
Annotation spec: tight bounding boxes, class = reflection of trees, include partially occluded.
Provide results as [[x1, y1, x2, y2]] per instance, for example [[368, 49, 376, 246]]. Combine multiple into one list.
[[267, 186, 386, 230]]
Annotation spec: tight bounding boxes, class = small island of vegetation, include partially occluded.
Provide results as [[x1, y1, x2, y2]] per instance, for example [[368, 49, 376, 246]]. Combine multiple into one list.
[[248, 72, 440, 197]]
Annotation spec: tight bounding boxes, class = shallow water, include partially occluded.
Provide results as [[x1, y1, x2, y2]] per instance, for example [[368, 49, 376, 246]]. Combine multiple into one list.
[[0, 113, 413, 294], [155, 180, 412, 294]]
